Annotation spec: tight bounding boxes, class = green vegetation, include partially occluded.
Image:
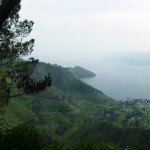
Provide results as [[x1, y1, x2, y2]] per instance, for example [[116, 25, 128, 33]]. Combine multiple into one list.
[[1, 1, 150, 149], [67, 66, 96, 78], [4, 62, 116, 138], [2, 62, 150, 149], [65, 120, 150, 150], [0, 3, 51, 107], [0, 124, 45, 150], [43, 140, 120, 150]]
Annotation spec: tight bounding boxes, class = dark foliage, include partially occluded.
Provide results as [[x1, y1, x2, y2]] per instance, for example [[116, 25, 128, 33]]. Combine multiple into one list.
[[67, 120, 150, 150], [0, 124, 46, 150], [44, 141, 119, 150], [0, 0, 21, 28], [0, 4, 51, 106]]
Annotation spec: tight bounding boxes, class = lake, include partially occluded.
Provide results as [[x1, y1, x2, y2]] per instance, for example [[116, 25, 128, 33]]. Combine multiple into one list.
[[81, 60, 150, 100]]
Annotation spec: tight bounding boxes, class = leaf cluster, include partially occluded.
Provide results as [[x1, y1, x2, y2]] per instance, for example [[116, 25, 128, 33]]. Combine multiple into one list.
[[0, 4, 51, 106]]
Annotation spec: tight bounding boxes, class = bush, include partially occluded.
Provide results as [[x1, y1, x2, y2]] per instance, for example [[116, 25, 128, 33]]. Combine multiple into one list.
[[0, 124, 45, 150]]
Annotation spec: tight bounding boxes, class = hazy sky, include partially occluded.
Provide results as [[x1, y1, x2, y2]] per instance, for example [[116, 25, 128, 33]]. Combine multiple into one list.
[[20, 0, 150, 64]]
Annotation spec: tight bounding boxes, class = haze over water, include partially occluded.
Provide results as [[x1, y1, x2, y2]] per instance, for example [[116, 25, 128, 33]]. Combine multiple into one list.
[[80, 53, 150, 100]]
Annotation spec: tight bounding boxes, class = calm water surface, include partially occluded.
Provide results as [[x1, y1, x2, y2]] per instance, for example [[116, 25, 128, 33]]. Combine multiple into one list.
[[81, 61, 150, 100]]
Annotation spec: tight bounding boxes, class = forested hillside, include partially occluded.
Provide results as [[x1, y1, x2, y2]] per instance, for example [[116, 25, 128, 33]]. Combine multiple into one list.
[[67, 66, 96, 78], [3, 62, 150, 149], [1, 0, 150, 149], [4, 62, 116, 138]]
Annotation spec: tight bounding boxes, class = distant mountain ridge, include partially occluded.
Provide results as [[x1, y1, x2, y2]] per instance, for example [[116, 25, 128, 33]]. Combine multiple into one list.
[[66, 66, 96, 78]]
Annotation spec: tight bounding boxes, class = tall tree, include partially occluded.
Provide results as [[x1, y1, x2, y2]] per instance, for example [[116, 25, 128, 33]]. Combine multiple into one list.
[[0, 0, 21, 28], [0, 4, 51, 107]]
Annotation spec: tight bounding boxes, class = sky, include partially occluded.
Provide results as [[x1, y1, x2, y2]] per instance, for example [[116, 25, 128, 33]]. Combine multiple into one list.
[[20, 0, 150, 65]]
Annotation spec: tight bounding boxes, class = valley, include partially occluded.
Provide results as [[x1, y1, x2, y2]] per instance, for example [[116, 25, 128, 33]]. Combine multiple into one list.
[[2, 62, 150, 149]]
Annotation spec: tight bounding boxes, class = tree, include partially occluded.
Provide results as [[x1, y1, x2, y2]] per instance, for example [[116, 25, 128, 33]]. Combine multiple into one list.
[[0, 0, 21, 28], [0, 4, 51, 107], [0, 124, 46, 150]]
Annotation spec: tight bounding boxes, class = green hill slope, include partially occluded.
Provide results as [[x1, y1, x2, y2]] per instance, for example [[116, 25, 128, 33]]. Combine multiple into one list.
[[4, 62, 117, 139], [31, 63, 114, 102], [3, 62, 150, 149]]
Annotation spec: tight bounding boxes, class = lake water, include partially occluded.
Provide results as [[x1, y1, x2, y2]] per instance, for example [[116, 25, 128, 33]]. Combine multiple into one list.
[[81, 61, 150, 100]]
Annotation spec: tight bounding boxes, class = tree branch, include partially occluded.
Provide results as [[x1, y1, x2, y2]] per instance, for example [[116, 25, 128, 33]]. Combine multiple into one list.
[[0, 0, 21, 29]]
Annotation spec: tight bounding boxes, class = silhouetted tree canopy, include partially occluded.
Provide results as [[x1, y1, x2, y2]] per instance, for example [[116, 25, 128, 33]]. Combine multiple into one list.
[[0, 3, 51, 107], [0, 0, 21, 28]]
